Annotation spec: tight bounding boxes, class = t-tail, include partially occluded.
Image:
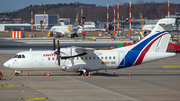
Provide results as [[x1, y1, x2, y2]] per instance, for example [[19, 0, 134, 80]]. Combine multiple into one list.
[[117, 18, 176, 68]]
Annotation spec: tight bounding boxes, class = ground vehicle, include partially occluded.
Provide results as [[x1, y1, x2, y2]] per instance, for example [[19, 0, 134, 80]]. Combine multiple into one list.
[[0, 71, 2, 80]]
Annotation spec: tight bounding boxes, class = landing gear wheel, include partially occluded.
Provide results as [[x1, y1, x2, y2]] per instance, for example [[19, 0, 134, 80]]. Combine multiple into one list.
[[71, 35, 74, 38], [15, 73, 19, 76], [79, 71, 83, 75], [84, 71, 88, 76]]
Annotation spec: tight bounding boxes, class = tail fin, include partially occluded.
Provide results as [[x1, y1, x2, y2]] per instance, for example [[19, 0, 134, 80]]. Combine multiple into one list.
[[74, 13, 79, 25], [131, 18, 175, 52], [140, 13, 144, 25], [118, 18, 175, 67], [57, 14, 62, 26]]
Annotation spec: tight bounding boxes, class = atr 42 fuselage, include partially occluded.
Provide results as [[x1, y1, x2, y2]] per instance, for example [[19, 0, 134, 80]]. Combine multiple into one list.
[[3, 47, 175, 72], [3, 18, 177, 75]]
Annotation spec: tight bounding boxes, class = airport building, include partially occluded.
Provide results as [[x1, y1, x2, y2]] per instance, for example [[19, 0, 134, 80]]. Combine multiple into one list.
[[35, 14, 58, 28], [59, 18, 70, 26], [0, 24, 35, 31], [35, 14, 70, 28]]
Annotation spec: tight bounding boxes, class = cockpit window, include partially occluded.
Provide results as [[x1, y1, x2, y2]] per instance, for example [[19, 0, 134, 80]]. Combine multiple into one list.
[[13, 55, 25, 58], [22, 55, 25, 58], [13, 55, 18, 58], [18, 55, 21, 58]]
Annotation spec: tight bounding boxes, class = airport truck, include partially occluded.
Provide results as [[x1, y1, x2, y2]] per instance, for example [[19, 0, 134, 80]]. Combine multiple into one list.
[[0, 71, 2, 80]]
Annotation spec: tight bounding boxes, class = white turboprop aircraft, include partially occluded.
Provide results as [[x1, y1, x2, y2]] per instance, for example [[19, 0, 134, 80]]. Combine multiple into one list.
[[4, 18, 176, 76], [47, 13, 80, 38]]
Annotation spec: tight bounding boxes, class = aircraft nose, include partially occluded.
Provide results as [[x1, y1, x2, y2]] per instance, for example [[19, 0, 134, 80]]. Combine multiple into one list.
[[3, 61, 9, 68]]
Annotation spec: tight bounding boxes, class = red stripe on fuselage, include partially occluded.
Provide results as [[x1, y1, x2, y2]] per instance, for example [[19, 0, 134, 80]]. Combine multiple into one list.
[[134, 33, 168, 65]]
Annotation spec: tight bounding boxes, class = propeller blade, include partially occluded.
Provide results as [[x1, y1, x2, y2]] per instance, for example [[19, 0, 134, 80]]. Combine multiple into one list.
[[57, 45, 60, 54], [57, 55, 60, 66], [57, 38, 59, 46], [55, 38, 60, 66], [53, 37, 55, 50]]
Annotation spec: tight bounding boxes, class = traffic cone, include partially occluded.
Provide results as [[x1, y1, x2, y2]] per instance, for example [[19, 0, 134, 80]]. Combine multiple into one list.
[[113, 70, 116, 76], [129, 70, 131, 76], [47, 70, 50, 77], [88, 72, 91, 78], [43, 71, 46, 75], [26, 70, 29, 76], [96, 71, 98, 75]]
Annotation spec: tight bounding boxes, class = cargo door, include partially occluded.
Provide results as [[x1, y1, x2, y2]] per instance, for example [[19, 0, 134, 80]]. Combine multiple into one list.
[[119, 52, 125, 66]]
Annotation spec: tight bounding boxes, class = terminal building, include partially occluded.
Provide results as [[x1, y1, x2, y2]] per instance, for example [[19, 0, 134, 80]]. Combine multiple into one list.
[[35, 14, 70, 28], [59, 18, 70, 26], [0, 24, 35, 31], [35, 14, 58, 28]]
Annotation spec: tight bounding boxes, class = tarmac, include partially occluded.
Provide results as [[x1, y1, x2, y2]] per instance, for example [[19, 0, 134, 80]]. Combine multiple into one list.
[[0, 37, 133, 47], [0, 38, 180, 101]]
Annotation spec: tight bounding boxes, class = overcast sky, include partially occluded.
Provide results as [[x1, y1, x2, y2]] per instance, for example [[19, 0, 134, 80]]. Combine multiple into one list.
[[0, 0, 179, 13]]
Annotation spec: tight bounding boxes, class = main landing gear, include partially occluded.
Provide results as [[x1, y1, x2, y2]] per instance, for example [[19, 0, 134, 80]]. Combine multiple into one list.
[[71, 33, 79, 38], [78, 69, 88, 76]]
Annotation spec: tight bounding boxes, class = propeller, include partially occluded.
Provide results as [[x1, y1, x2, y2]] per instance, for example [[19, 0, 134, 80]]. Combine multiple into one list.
[[54, 38, 61, 67], [53, 37, 56, 50], [73, 26, 81, 38]]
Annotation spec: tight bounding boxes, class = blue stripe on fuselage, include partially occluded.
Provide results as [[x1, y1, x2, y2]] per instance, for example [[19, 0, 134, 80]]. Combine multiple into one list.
[[117, 31, 166, 69]]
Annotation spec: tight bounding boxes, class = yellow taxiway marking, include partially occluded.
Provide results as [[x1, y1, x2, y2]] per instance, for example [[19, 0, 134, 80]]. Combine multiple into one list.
[[3, 73, 26, 76], [68, 99, 77, 101], [163, 66, 180, 68], [0, 83, 26, 88], [0, 78, 13, 80], [19, 97, 51, 100]]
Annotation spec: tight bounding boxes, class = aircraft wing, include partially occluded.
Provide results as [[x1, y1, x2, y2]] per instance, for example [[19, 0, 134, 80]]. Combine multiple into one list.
[[75, 47, 95, 54], [61, 47, 95, 59], [58, 31, 65, 35]]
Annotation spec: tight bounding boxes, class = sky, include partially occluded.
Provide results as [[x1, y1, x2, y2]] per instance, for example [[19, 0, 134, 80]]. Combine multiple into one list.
[[0, 0, 179, 13]]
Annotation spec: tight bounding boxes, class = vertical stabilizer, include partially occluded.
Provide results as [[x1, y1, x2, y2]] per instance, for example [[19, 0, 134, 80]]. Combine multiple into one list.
[[74, 13, 79, 25], [117, 18, 175, 67], [132, 18, 175, 52], [57, 14, 62, 26]]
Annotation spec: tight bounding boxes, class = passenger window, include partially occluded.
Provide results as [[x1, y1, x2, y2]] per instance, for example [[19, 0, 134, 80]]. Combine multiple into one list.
[[97, 57, 100, 60], [105, 57, 107, 60], [81, 57, 83, 60], [93, 57, 95, 60], [101, 57, 103, 60], [89, 57, 91, 60], [18, 55, 21, 58], [109, 57, 111, 60], [22, 55, 25, 58], [52, 57, 54, 60], [85, 57, 87, 60], [113, 56, 115, 60], [48, 57, 50, 60]]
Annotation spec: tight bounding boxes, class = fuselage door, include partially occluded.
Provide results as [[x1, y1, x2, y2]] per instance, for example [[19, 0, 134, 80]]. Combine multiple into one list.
[[119, 52, 125, 66]]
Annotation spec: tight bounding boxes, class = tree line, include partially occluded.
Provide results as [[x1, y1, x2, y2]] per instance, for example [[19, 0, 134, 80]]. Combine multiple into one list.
[[0, 2, 180, 23]]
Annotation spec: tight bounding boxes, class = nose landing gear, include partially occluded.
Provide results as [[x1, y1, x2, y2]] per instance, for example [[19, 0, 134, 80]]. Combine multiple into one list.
[[14, 70, 22, 76]]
